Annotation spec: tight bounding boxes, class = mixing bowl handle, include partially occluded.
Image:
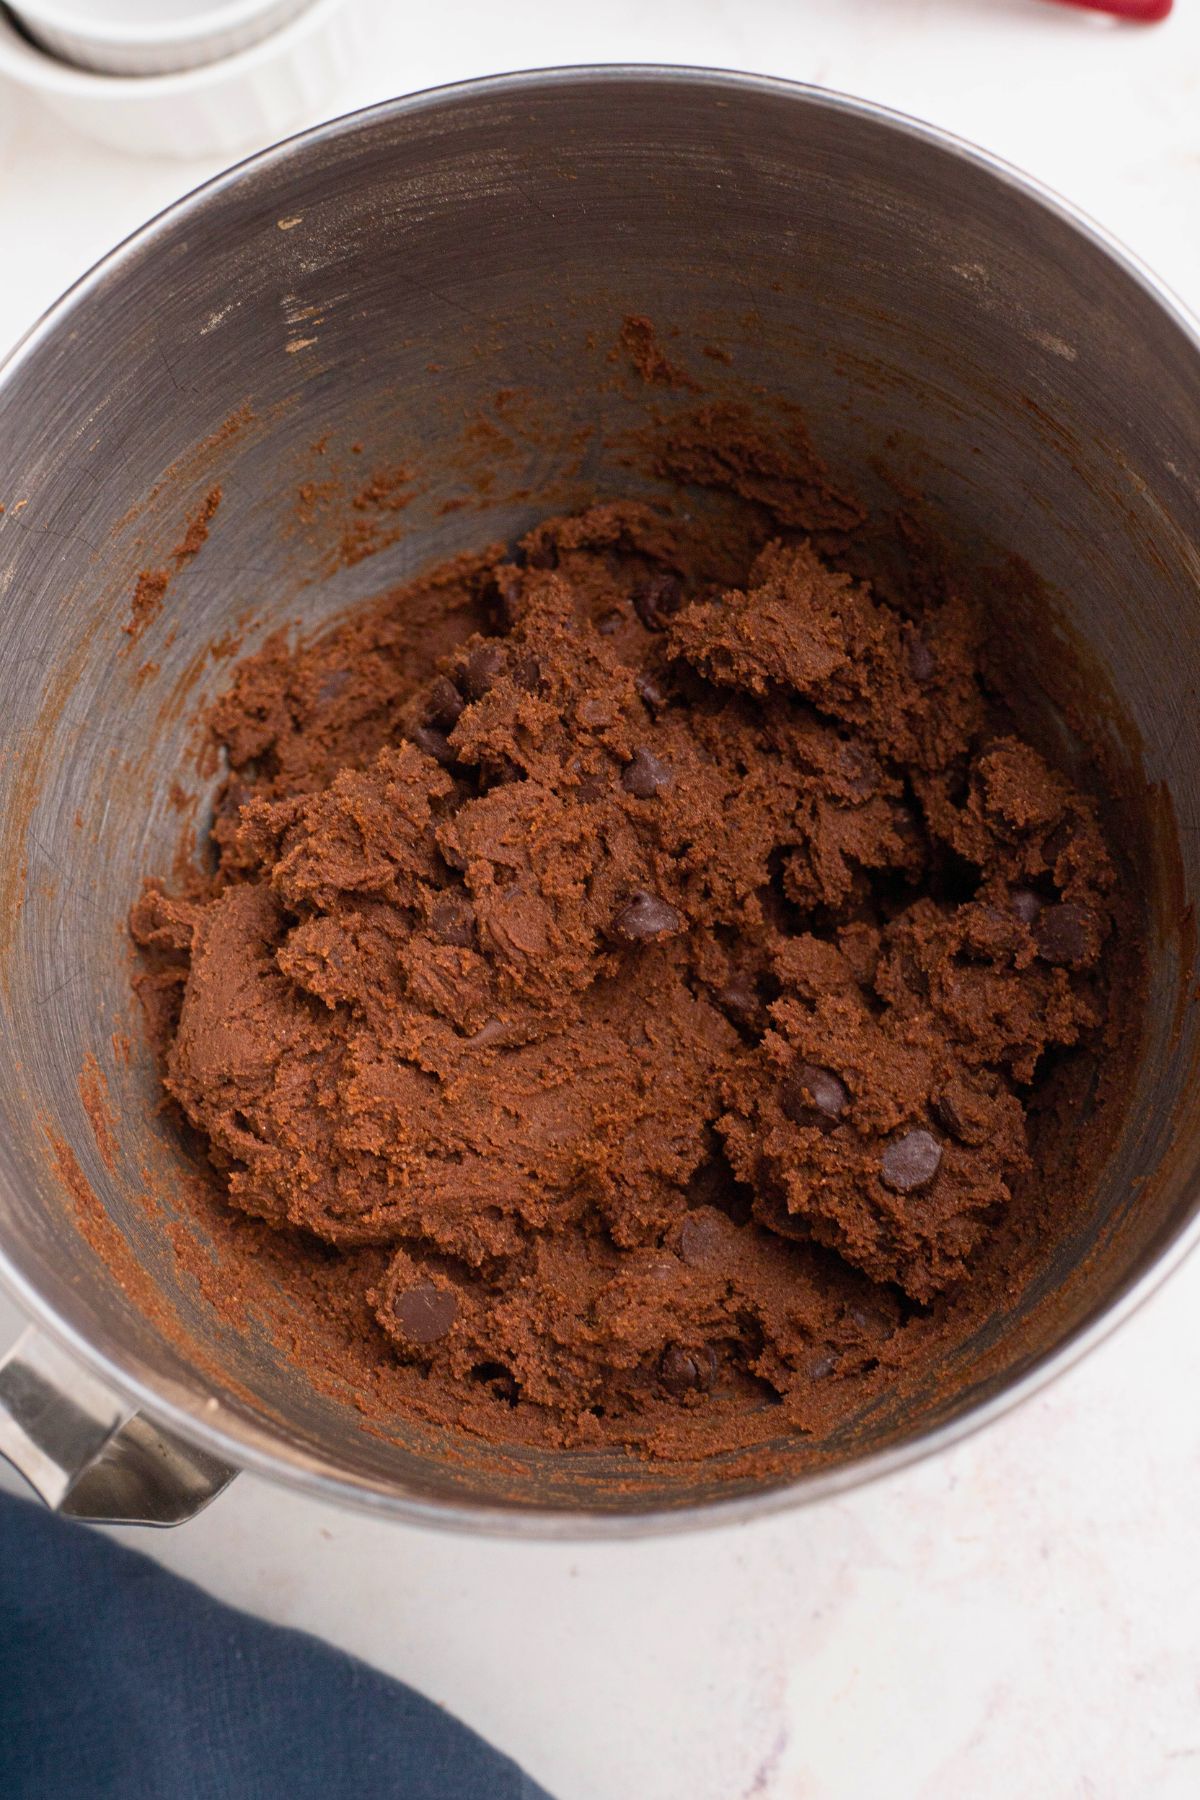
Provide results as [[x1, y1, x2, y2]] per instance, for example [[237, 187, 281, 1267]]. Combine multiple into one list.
[[0, 1326, 236, 1526]]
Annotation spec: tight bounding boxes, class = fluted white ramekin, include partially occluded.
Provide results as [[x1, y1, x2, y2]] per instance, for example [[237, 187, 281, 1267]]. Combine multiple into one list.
[[11, 0, 314, 76], [0, 0, 361, 159]]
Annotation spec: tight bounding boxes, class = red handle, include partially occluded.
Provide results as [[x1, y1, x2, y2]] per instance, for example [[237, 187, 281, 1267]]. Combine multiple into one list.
[[1045, 0, 1172, 19]]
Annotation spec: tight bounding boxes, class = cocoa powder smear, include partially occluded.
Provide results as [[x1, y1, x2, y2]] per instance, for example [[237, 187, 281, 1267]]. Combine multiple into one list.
[[131, 423, 1125, 1460]]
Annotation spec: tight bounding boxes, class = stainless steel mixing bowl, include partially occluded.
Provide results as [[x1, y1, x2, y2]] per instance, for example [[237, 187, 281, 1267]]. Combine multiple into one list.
[[1, 68, 1198, 1534]]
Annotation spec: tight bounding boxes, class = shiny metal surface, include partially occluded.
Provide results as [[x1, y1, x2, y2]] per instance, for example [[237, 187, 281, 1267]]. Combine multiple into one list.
[[0, 1328, 235, 1523], [0, 68, 1198, 1534]]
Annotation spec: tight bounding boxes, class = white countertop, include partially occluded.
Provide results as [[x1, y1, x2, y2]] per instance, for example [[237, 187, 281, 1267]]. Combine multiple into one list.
[[2, 5, 1200, 1797]]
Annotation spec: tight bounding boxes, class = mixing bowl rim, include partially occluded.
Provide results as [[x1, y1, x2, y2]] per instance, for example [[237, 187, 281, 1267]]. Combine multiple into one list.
[[1, 62, 1198, 1538]]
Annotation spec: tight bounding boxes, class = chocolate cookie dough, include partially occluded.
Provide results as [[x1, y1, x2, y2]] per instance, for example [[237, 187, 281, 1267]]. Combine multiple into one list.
[[132, 476, 1122, 1453]]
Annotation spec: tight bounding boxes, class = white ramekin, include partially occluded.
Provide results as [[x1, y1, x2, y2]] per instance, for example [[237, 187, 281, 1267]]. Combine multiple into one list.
[[11, 0, 315, 76], [0, 0, 362, 159]]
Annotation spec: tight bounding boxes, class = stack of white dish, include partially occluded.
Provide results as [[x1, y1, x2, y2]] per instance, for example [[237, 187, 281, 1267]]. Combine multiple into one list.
[[0, 0, 361, 157]]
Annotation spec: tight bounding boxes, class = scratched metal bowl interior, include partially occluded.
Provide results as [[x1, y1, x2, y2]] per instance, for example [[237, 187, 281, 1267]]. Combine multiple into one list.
[[0, 69, 1198, 1533]]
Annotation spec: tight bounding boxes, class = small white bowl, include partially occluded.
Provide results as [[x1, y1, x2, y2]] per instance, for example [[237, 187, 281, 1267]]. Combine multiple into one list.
[[12, 0, 314, 76], [0, 0, 362, 159]]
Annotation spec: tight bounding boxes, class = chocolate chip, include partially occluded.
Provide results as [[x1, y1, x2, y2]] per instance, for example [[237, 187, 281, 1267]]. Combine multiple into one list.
[[510, 652, 542, 693], [716, 980, 761, 1034], [880, 1128, 942, 1193], [576, 696, 613, 730], [597, 609, 624, 636], [392, 1280, 457, 1344], [931, 1090, 966, 1139], [1034, 901, 1096, 968], [524, 539, 557, 570], [609, 890, 684, 942], [430, 894, 476, 947], [806, 1353, 837, 1380], [632, 572, 683, 631], [847, 1302, 898, 1342], [1011, 888, 1043, 925], [460, 641, 506, 700], [781, 1062, 849, 1128], [426, 676, 464, 730], [658, 1343, 716, 1397], [468, 1017, 514, 1048], [315, 668, 351, 706], [679, 1210, 725, 1267], [410, 724, 455, 766], [635, 671, 668, 713], [622, 747, 673, 798], [908, 636, 937, 685]]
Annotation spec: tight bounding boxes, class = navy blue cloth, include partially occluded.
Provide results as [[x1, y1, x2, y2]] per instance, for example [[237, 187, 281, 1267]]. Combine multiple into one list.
[[0, 1493, 552, 1800]]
